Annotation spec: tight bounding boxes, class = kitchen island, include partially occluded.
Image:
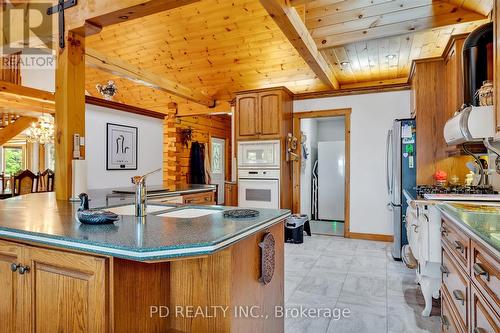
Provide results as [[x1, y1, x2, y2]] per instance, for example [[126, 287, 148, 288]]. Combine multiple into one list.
[[0, 192, 289, 333]]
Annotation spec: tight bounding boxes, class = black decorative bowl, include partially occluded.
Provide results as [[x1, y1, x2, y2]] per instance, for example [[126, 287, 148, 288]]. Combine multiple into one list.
[[223, 209, 260, 219], [77, 210, 119, 225]]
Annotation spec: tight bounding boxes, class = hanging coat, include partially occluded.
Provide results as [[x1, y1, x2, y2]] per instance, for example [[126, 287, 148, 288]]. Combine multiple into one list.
[[190, 141, 205, 184]]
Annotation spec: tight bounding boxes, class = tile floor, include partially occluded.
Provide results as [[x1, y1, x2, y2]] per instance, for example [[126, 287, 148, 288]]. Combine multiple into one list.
[[284, 235, 441, 333]]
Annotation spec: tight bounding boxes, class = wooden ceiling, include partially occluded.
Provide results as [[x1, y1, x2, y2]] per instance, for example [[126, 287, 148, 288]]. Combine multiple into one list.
[[81, 0, 492, 111]]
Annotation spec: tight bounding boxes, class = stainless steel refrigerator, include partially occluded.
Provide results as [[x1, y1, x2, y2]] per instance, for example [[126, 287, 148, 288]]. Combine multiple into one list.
[[386, 119, 416, 260]]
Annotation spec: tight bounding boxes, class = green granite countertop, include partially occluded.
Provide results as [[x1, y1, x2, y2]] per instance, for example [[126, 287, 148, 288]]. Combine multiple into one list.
[[0, 192, 290, 261], [438, 202, 500, 252]]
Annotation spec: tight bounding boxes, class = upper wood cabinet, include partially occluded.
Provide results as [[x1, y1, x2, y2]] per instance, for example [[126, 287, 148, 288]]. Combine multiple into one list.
[[0, 239, 108, 333], [235, 88, 292, 140], [236, 93, 259, 138], [410, 58, 445, 185]]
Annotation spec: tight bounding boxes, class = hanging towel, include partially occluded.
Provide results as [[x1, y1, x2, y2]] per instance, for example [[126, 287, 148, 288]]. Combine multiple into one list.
[[190, 141, 205, 184], [203, 143, 211, 184]]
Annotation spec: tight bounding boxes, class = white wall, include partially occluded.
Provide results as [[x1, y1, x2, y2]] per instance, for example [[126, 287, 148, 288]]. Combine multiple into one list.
[[85, 104, 163, 190], [294, 90, 411, 236], [300, 118, 318, 218]]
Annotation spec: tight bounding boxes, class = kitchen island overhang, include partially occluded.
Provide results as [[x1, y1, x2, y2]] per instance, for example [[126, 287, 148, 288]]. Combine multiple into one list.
[[0, 192, 290, 333], [0, 193, 290, 262]]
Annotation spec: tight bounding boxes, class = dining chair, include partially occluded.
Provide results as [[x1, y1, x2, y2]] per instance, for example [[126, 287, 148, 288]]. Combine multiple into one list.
[[12, 170, 39, 196], [38, 169, 55, 192]]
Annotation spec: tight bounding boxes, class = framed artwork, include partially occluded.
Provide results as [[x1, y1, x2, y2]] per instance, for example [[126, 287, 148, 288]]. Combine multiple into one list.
[[106, 123, 138, 170]]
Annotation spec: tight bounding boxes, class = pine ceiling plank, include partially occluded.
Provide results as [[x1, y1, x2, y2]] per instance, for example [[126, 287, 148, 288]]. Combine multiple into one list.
[[305, 0, 396, 19], [316, 6, 485, 49], [445, 0, 493, 16], [86, 48, 215, 106], [306, 0, 433, 30], [259, 0, 339, 89], [311, 2, 477, 39]]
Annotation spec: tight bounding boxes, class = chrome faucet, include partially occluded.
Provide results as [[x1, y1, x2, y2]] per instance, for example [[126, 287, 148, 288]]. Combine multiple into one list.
[[131, 168, 161, 217]]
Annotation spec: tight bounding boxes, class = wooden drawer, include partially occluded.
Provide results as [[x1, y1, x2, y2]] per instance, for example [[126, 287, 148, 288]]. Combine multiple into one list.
[[442, 218, 470, 272], [471, 240, 500, 312], [183, 192, 215, 205], [471, 285, 500, 333], [149, 196, 183, 204], [442, 290, 465, 333], [442, 248, 469, 332]]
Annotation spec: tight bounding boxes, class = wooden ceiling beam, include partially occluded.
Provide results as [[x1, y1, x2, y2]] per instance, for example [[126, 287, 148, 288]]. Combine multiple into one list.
[[67, 0, 200, 36], [0, 116, 37, 146], [259, 0, 339, 89], [85, 48, 215, 107], [0, 81, 55, 113], [174, 100, 232, 116]]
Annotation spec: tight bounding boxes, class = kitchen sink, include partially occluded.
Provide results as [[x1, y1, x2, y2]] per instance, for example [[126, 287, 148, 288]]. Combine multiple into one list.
[[106, 204, 173, 216], [156, 208, 220, 219]]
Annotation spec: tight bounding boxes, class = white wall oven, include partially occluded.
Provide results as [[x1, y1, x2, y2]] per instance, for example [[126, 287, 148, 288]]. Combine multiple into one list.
[[238, 169, 280, 209], [237, 140, 281, 209]]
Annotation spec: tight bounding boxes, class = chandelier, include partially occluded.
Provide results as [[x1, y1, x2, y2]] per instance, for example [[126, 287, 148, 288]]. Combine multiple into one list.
[[25, 115, 55, 144]]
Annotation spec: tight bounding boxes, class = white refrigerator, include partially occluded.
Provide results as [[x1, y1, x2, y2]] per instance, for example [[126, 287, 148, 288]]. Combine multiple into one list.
[[317, 141, 345, 221]]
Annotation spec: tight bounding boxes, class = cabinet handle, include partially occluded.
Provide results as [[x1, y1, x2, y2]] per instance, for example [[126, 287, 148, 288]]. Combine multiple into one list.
[[440, 264, 449, 277], [18, 265, 30, 275], [474, 328, 487, 333], [441, 315, 450, 330], [452, 289, 465, 306], [473, 263, 490, 281], [453, 240, 464, 253], [440, 226, 449, 236], [10, 263, 20, 272]]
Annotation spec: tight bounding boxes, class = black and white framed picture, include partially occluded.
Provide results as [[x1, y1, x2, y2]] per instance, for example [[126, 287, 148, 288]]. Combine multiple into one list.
[[106, 123, 138, 170]]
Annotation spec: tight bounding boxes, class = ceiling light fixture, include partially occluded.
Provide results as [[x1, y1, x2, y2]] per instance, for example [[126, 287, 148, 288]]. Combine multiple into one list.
[[25, 114, 55, 144], [386, 54, 397, 60], [340, 61, 350, 67]]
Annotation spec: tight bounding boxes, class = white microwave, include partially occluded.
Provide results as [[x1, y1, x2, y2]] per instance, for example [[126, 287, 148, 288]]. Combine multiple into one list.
[[238, 140, 280, 169]]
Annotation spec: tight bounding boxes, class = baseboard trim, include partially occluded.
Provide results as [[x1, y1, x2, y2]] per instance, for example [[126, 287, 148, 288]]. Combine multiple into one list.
[[348, 232, 393, 242]]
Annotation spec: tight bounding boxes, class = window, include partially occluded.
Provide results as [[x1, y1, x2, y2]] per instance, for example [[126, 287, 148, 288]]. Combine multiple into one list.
[[45, 143, 55, 171], [3, 146, 24, 175], [211, 142, 222, 173]]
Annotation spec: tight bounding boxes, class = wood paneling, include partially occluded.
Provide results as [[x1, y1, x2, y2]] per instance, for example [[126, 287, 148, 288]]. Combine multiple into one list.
[[164, 114, 232, 187], [112, 258, 170, 333], [169, 221, 284, 333]]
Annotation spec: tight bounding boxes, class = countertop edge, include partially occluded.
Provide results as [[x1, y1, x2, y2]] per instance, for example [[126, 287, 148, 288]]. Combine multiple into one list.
[[438, 206, 500, 258], [0, 212, 291, 262]]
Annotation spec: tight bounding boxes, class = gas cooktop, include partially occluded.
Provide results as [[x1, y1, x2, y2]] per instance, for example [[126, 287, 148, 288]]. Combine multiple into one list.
[[415, 185, 499, 202]]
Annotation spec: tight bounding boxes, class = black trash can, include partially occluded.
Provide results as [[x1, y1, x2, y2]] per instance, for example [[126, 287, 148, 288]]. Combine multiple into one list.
[[285, 214, 308, 244]]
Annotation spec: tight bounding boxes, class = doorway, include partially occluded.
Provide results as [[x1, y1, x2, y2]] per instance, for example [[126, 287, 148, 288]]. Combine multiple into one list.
[[293, 109, 351, 238], [210, 137, 225, 204]]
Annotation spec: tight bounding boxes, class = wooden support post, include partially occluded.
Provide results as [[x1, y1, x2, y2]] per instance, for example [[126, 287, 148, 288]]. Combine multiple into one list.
[[55, 32, 85, 200], [163, 103, 179, 189]]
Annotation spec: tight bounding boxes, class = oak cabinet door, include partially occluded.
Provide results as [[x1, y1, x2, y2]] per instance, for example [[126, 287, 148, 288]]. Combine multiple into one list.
[[236, 93, 259, 138], [259, 92, 281, 138], [0, 240, 24, 333], [25, 247, 108, 333]]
